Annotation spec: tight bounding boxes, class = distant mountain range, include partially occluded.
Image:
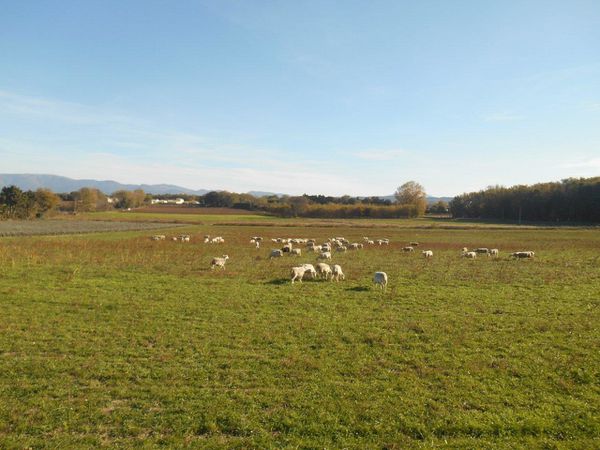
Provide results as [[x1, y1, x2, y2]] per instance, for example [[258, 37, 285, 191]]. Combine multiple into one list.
[[0, 174, 452, 203]]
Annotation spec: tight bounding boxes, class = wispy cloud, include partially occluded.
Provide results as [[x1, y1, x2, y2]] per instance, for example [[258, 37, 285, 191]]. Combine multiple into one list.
[[483, 112, 525, 122], [353, 149, 407, 161], [560, 158, 600, 169]]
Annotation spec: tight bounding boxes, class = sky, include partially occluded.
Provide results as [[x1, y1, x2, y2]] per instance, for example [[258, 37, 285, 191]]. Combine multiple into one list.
[[0, 0, 599, 196]]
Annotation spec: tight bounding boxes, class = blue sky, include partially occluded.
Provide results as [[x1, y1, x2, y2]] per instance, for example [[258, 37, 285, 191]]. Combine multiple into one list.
[[1, 0, 599, 196]]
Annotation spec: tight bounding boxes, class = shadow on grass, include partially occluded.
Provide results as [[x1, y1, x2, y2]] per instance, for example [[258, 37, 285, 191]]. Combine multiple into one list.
[[266, 278, 289, 285], [346, 286, 370, 292]]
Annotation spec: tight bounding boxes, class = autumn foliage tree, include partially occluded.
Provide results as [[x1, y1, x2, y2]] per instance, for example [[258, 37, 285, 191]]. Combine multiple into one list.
[[394, 181, 428, 216]]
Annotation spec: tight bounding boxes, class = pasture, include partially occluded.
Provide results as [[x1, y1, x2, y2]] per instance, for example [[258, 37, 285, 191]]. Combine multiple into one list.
[[0, 216, 598, 448]]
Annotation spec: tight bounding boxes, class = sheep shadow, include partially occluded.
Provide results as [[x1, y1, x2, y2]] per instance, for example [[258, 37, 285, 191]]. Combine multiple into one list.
[[266, 278, 289, 285], [346, 286, 370, 292]]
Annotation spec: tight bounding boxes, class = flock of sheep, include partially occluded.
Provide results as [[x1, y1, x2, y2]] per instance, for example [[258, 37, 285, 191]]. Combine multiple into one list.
[[151, 233, 536, 291]]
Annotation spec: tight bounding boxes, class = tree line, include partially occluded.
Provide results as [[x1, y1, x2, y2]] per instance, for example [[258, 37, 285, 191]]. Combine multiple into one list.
[[0, 181, 432, 220], [449, 177, 600, 223], [0, 185, 149, 219]]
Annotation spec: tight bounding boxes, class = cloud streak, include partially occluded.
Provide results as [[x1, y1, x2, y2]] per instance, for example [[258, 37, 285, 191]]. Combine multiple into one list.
[[353, 149, 407, 161]]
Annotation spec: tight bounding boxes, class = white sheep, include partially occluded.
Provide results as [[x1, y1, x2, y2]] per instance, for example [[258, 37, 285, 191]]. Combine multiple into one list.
[[290, 266, 306, 284], [462, 251, 477, 259], [511, 251, 535, 259], [490, 248, 499, 257], [290, 248, 302, 256], [336, 246, 347, 252], [332, 264, 345, 282], [300, 263, 317, 279], [210, 255, 229, 270], [422, 250, 433, 258], [373, 272, 388, 291], [318, 251, 332, 260], [270, 249, 283, 259], [402, 246, 414, 252], [316, 263, 332, 280], [461, 247, 468, 253]]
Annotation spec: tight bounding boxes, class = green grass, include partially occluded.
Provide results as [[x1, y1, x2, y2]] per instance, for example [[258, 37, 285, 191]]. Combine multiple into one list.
[[0, 222, 598, 448]]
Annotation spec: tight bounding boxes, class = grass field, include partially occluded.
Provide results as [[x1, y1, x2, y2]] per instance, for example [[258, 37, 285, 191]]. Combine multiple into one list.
[[0, 220, 183, 237], [0, 217, 598, 448]]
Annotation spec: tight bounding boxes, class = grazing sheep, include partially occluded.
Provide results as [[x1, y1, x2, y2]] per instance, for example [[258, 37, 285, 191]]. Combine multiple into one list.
[[461, 247, 468, 253], [336, 246, 347, 252], [290, 248, 302, 256], [300, 263, 317, 279], [316, 263, 332, 280], [373, 272, 388, 291], [282, 243, 293, 253], [349, 243, 360, 250], [332, 264, 345, 282], [210, 255, 229, 270], [511, 251, 535, 259], [290, 266, 306, 284], [422, 250, 433, 258], [151, 235, 166, 241], [462, 251, 477, 259], [318, 251, 332, 260], [490, 248, 499, 257], [402, 246, 414, 252], [270, 249, 283, 259], [367, 240, 375, 245]]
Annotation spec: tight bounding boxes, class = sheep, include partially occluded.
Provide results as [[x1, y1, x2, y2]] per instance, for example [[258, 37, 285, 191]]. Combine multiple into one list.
[[318, 251, 332, 260], [270, 249, 283, 259], [290, 266, 306, 284], [300, 263, 317, 279], [336, 246, 347, 253], [373, 272, 388, 291], [290, 248, 302, 256], [367, 240, 375, 245], [377, 239, 389, 245], [474, 248, 489, 254], [332, 264, 345, 282], [282, 243, 293, 253], [490, 248, 499, 257], [402, 246, 414, 252], [349, 243, 360, 250], [422, 250, 433, 258], [255, 241, 260, 249], [210, 255, 229, 270], [510, 251, 535, 259], [151, 235, 166, 241], [179, 235, 190, 242], [461, 247, 468, 253], [316, 263, 332, 280], [462, 251, 477, 259]]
